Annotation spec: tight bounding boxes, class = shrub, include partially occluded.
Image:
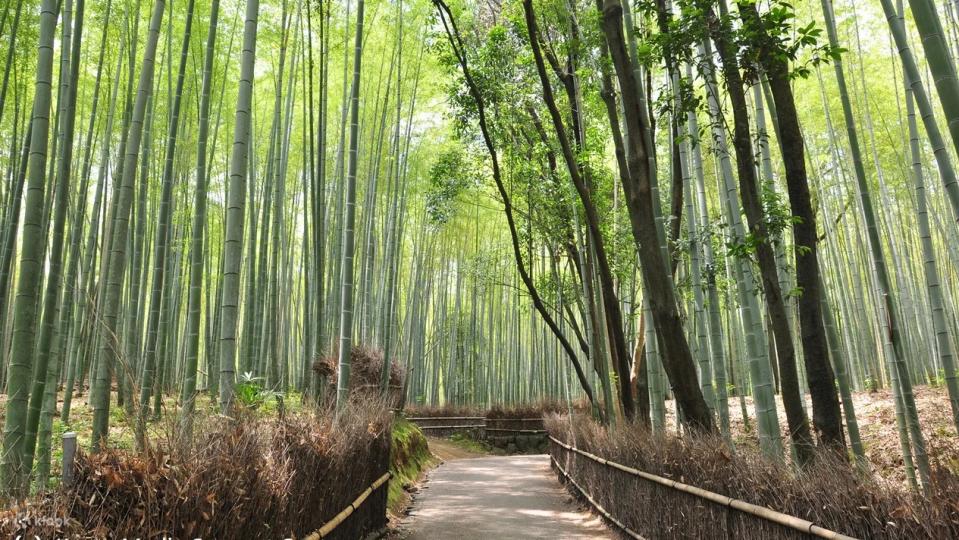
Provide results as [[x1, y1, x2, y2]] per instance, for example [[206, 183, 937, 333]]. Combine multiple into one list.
[[487, 399, 570, 419], [404, 398, 587, 419]]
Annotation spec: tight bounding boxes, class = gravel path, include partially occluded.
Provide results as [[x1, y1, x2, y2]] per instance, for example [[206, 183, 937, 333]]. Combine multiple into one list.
[[395, 454, 613, 539]]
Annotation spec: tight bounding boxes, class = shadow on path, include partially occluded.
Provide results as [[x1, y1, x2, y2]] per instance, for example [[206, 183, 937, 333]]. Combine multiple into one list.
[[395, 454, 613, 539]]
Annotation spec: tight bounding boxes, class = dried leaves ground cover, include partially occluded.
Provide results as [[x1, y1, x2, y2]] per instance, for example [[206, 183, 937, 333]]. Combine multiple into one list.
[[661, 384, 959, 486]]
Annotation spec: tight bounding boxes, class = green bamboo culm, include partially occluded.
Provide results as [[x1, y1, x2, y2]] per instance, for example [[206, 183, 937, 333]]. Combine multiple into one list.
[[880, 0, 959, 434], [219, 0, 261, 413], [880, 0, 959, 224], [0, 0, 59, 497], [145, 0, 196, 445], [821, 0, 932, 491], [898, 25, 959, 435], [89, 0, 166, 452], [906, 0, 959, 179], [137, 0, 195, 449], [182, 0, 220, 421], [698, 38, 781, 456], [336, 0, 367, 411], [686, 62, 730, 439], [0, 0, 24, 133], [380, 0, 404, 396], [23, 0, 86, 478], [60, 2, 119, 425]]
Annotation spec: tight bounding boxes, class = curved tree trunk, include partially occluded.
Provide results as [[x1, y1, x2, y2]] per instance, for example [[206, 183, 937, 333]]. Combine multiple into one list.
[[523, 0, 634, 420], [432, 0, 600, 414]]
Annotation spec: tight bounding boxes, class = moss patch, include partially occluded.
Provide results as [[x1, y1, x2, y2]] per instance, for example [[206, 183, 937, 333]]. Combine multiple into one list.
[[388, 416, 435, 514]]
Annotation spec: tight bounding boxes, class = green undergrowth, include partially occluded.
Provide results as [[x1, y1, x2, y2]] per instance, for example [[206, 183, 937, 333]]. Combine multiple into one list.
[[449, 432, 498, 454], [388, 416, 434, 513]]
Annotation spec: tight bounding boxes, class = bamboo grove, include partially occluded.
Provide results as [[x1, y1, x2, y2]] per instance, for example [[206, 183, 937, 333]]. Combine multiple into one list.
[[2, 0, 959, 498]]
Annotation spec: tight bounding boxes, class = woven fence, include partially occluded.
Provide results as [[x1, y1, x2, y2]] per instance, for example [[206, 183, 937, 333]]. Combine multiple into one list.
[[304, 471, 392, 540], [407, 415, 547, 451], [406, 416, 486, 438], [548, 436, 857, 540], [1, 410, 394, 539]]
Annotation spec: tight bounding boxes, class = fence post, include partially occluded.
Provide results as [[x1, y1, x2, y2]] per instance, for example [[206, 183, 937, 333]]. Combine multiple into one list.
[[62, 432, 77, 487]]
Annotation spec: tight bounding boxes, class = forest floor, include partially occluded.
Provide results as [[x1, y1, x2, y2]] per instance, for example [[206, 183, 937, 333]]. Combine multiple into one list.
[[664, 384, 959, 486]]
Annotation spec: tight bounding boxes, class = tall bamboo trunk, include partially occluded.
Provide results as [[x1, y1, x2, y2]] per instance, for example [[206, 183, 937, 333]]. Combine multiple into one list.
[[219, 0, 261, 412], [0, 0, 59, 496]]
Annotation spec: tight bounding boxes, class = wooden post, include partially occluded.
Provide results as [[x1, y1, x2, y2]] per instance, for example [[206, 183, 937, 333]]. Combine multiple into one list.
[[62, 431, 77, 487]]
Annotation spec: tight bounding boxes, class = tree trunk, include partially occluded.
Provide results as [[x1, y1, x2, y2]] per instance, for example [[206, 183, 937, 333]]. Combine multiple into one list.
[[523, 0, 634, 420], [706, 4, 816, 463], [599, 0, 713, 432]]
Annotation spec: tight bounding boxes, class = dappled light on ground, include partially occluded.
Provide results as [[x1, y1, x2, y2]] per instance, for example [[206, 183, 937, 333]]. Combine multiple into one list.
[[395, 455, 611, 539]]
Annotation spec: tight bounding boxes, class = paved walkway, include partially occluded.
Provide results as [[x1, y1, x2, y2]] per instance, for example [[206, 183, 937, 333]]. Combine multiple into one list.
[[397, 454, 613, 539]]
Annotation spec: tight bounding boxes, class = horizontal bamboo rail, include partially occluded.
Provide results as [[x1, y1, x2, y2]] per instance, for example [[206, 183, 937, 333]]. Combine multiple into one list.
[[486, 428, 546, 434], [406, 416, 486, 421], [304, 471, 392, 540], [416, 424, 486, 430], [549, 436, 858, 540]]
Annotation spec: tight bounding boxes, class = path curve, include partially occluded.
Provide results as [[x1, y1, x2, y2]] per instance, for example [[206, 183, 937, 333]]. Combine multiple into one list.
[[396, 454, 613, 539], [425, 437, 486, 461]]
